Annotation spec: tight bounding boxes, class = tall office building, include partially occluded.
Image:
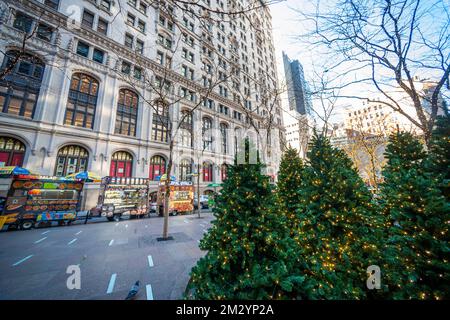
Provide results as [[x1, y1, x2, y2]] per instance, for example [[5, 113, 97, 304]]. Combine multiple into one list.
[[0, 0, 284, 194], [282, 51, 311, 115]]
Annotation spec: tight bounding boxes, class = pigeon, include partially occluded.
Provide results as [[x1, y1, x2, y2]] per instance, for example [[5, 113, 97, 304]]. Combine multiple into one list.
[[125, 280, 140, 300]]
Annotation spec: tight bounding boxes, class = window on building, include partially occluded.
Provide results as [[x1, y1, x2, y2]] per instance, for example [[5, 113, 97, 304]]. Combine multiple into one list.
[[110, 151, 133, 177], [180, 110, 193, 148], [202, 117, 213, 151], [82, 10, 95, 28], [92, 48, 105, 64], [64, 73, 98, 129], [220, 122, 228, 154], [36, 23, 54, 42], [121, 61, 131, 74], [156, 51, 164, 65], [0, 137, 25, 167], [179, 159, 192, 181], [13, 12, 33, 33], [139, 2, 148, 14], [149, 155, 166, 180], [152, 101, 169, 142], [203, 162, 213, 182], [44, 0, 60, 10], [0, 51, 45, 119], [127, 13, 136, 26], [137, 20, 146, 33], [115, 89, 138, 136], [76, 41, 90, 57], [54, 145, 89, 176], [125, 33, 134, 48], [100, 0, 111, 11], [97, 18, 108, 35], [136, 39, 144, 54], [134, 66, 142, 80]]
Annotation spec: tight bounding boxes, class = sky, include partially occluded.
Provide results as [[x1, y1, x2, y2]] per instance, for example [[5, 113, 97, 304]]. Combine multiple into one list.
[[268, 0, 450, 126], [269, 1, 318, 123]]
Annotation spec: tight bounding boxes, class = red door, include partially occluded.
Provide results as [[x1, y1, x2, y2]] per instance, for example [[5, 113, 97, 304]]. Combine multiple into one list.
[[0, 152, 9, 167], [0, 152, 24, 167], [110, 160, 132, 177]]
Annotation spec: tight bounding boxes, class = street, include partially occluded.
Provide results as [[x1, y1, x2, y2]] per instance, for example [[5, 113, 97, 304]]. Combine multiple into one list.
[[0, 212, 214, 300]]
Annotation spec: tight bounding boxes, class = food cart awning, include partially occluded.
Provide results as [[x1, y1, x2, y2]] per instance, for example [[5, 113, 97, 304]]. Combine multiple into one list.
[[65, 171, 102, 182], [156, 174, 176, 181], [0, 166, 34, 177]]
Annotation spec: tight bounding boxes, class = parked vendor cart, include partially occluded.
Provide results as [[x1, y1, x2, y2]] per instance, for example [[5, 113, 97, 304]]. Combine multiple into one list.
[[97, 176, 150, 222], [157, 181, 194, 216], [0, 167, 84, 230]]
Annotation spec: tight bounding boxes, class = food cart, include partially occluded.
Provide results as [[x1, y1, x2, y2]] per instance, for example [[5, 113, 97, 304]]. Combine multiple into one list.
[[0, 167, 84, 230], [157, 181, 194, 216], [97, 176, 150, 222]]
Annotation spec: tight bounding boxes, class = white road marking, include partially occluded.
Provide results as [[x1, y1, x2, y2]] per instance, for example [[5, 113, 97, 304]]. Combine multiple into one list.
[[12, 255, 33, 266], [146, 284, 154, 300], [203, 229, 208, 233], [115, 223, 119, 226], [109, 239, 114, 246], [125, 224, 128, 228], [68, 238, 77, 245], [41, 230, 50, 235], [106, 274, 117, 294], [184, 219, 189, 224], [147, 255, 154, 267], [34, 237, 47, 244], [75, 231, 82, 235], [145, 225, 148, 228]]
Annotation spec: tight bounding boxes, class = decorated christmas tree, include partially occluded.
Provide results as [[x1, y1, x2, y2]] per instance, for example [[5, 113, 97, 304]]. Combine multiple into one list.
[[293, 134, 386, 299], [380, 131, 450, 299], [276, 147, 305, 238], [425, 111, 450, 199], [186, 139, 303, 299]]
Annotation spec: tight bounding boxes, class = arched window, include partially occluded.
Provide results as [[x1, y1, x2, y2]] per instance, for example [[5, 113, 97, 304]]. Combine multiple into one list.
[[110, 151, 133, 177], [180, 110, 193, 147], [149, 155, 166, 180], [115, 89, 138, 136], [54, 145, 89, 176], [220, 123, 228, 154], [203, 162, 213, 182], [64, 73, 99, 128], [152, 100, 169, 142], [0, 50, 45, 118], [0, 137, 25, 167], [202, 117, 213, 151], [221, 163, 228, 181], [179, 159, 192, 181]]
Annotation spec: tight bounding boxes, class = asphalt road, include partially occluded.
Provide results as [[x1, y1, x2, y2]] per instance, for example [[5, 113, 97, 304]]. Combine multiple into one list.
[[0, 212, 214, 300]]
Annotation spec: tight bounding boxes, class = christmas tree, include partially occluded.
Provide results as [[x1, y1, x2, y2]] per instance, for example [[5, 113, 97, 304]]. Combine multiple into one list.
[[425, 111, 450, 199], [276, 147, 305, 238], [186, 139, 303, 299], [293, 134, 385, 299], [380, 131, 450, 299]]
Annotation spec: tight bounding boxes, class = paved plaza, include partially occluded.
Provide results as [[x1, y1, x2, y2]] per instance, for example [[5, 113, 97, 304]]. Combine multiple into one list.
[[0, 212, 214, 300]]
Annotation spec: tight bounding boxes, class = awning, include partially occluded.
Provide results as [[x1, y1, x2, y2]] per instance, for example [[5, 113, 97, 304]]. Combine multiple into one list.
[[65, 171, 102, 182]]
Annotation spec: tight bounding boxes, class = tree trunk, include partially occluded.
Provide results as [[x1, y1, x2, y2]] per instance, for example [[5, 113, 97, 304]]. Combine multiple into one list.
[[162, 139, 174, 239], [197, 163, 201, 218]]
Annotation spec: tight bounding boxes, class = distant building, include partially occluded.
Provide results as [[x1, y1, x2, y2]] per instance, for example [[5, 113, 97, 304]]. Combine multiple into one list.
[[282, 52, 312, 115], [283, 113, 313, 159]]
